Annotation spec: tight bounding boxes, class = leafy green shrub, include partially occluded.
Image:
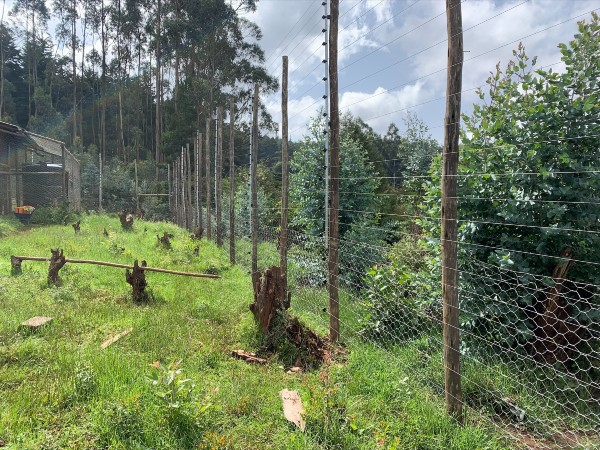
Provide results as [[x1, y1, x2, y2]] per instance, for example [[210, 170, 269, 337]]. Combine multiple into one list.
[[146, 360, 196, 410], [0, 215, 22, 237], [360, 238, 440, 344], [31, 204, 79, 225]]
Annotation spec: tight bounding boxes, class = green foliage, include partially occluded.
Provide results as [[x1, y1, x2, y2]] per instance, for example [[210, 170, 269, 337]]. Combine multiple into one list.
[[30, 204, 79, 225], [360, 238, 440, 343], [422, 16, 600, 377], [290, 113, 380, 236], [146, 360, 196, 410]]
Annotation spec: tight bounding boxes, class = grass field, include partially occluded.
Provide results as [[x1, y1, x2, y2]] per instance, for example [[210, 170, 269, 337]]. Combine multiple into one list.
[[0, 214, 509, 449]]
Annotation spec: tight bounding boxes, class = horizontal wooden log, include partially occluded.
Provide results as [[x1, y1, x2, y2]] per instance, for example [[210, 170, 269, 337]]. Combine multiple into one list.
[[10, 256, 221, 279]]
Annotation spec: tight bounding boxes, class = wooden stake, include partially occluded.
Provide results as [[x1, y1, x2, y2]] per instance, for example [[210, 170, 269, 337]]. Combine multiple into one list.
[[186, 143, 193, 230], [328, 0, 340, 343], [216, 106, 223, 246], [197, 132, 204, 230], [280, 56, 289, 299], [229, 97, 236, 264], [205, 118, 212, 240], [442, 0, 463, 421], [251, 84, 259, 275]]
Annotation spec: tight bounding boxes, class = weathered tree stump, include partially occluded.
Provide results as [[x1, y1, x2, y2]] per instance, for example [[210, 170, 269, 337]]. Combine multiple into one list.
[[250, 266, 289, 333], [48, 249, 67, 286], [126, 259, 148, 302], [191, 227, 204, 240], [103, 228, 109, 237], [193, 245, 200, 256], [157, 232, 172, 249], [137, 208, 146, 219], [118, 210, 134, 230], [72, 220, 81, 234], [10, 256, 22, 275]]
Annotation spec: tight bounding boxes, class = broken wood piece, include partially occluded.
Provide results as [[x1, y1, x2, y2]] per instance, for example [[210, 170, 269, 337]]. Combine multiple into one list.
[[103, 228, 109, 237], [280, 389, 305, 431], [10, 256, 22, 275], [286, 366, 303, 375], [19, 316, 53, 331], [191, 227, 204, 240], [101, 328, 133, 349], [193, 245, 199, 256], [231, 349, 267, 364], [72, 220, 81, 234]]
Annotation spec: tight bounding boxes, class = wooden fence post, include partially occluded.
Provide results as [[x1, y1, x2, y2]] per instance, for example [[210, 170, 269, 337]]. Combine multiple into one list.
[[328, 0, 340, 344], [229, 98, 236, 264], [205, 118, 212, 240], [251, 84, 259, 275], [216, 106, 223, 246], [186, 143, 193, 230], [442, 0, 464, 421], [198, 132, 203, 230], [280, 56, 289, 299]]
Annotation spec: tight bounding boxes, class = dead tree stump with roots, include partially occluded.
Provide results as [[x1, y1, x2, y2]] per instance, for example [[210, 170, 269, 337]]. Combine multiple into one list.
[[48, 249, 67, 285], [157, 232, 172, 249], [11, 256, 22, 275], [126, 260, 148, 302], [191, 228, 204, 240], [118, 211, 134, 230], [250, 266, 290, 333], [72, 220, 81, 234]]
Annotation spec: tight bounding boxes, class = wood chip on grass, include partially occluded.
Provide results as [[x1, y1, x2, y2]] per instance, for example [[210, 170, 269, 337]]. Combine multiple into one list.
[[280, 389, 305, 431], [231, 349, 267, 364], [101, 328, 133, 349]]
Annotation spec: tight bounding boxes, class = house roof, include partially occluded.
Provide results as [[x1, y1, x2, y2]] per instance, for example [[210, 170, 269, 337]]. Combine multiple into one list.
[[0, 120, 66, 158]]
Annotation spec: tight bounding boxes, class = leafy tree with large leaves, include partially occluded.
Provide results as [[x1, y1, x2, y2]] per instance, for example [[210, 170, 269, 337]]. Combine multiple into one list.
[[423, 15, 600, 379]]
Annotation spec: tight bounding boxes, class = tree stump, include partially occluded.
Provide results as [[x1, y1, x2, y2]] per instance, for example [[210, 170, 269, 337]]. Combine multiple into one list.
[[191, 227, 204, 240], [10, 256, 22, 275], [48, 249, 67, 286], [126, 259, 148, 303], [103, 228, 109, 237], [157, 232, 172, 249], [118, 210, 134, 230], [193, 245, 200, 256], [72, 220, 81, 234], [250, 266, 289, 333]]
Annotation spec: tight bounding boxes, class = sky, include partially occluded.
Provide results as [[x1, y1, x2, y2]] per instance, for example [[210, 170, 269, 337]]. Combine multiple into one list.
[[243, 0, 600, 142]]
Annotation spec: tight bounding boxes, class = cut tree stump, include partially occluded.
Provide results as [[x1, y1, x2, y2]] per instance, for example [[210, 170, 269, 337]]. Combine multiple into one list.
[[231, 349, 267, 364], [157, 232, 172, 249], [191, 227, 204, 240], [250, 266, 289, 333], [101, 328, 133, 349], [72, 220, 81, 234], [19, 316, 53, 332], [103, 228, 109, 237], [10, 256, 22, 275], [118, 210, 134, 230], [126, 260, 148, 302], [280, 389, 305, 431], [48, 249, 67, 286], [193, 245, 199, 256]]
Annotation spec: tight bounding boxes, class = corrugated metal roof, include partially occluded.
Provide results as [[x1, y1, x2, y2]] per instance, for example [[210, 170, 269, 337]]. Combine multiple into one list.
[[26, 132, 65, 157]]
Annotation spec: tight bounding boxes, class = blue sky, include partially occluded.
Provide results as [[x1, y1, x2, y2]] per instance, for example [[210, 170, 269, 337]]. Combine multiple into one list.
[[245, 0, 599, 141]]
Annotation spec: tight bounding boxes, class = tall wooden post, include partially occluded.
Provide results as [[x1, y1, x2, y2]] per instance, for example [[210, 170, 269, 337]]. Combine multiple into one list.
[[229, 98, 236, 264], [134, 159, 140, 213], [186, 142, 193, 230], [280, 56, 289, 299], [174, 159, 179, 224], [167, 163, 171, 212], [216, 106, 223, 246], [194, 132, 199, 228], [98, 153, 103, 211], [198, 133, 203, 230], [442, 0, 463, 421], [328, 0, 340, 343], [205, 117, 212, 239], [181, 147, 186, 228], [251, 84, 259, 275]]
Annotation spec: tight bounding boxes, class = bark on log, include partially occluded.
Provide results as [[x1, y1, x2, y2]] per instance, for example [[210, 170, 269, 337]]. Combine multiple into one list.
[[126, 259, 148, 303], [250, 266, 289, 333], [48, 249, 67, 286]]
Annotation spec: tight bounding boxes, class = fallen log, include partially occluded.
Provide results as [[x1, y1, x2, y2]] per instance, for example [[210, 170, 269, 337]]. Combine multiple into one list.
[[11, 255, 222, 279]]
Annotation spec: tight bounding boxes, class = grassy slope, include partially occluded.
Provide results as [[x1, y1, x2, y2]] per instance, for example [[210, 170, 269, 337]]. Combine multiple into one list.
[[0, 214, 506, 449]]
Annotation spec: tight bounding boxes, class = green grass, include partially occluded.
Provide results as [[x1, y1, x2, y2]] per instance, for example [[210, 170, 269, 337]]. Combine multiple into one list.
[[0, 214, 510, 449]]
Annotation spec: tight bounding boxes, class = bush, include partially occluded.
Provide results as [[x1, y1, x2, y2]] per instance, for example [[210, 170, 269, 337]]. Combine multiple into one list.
[[31, 204, 79, 225], [360, 238, 440, 344]]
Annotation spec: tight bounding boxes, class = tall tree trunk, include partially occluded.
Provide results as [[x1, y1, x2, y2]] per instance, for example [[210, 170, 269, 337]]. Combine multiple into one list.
[[72, 0, 77, 145], [0, 0, 6, 119], [154, 0, 161, 182]]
